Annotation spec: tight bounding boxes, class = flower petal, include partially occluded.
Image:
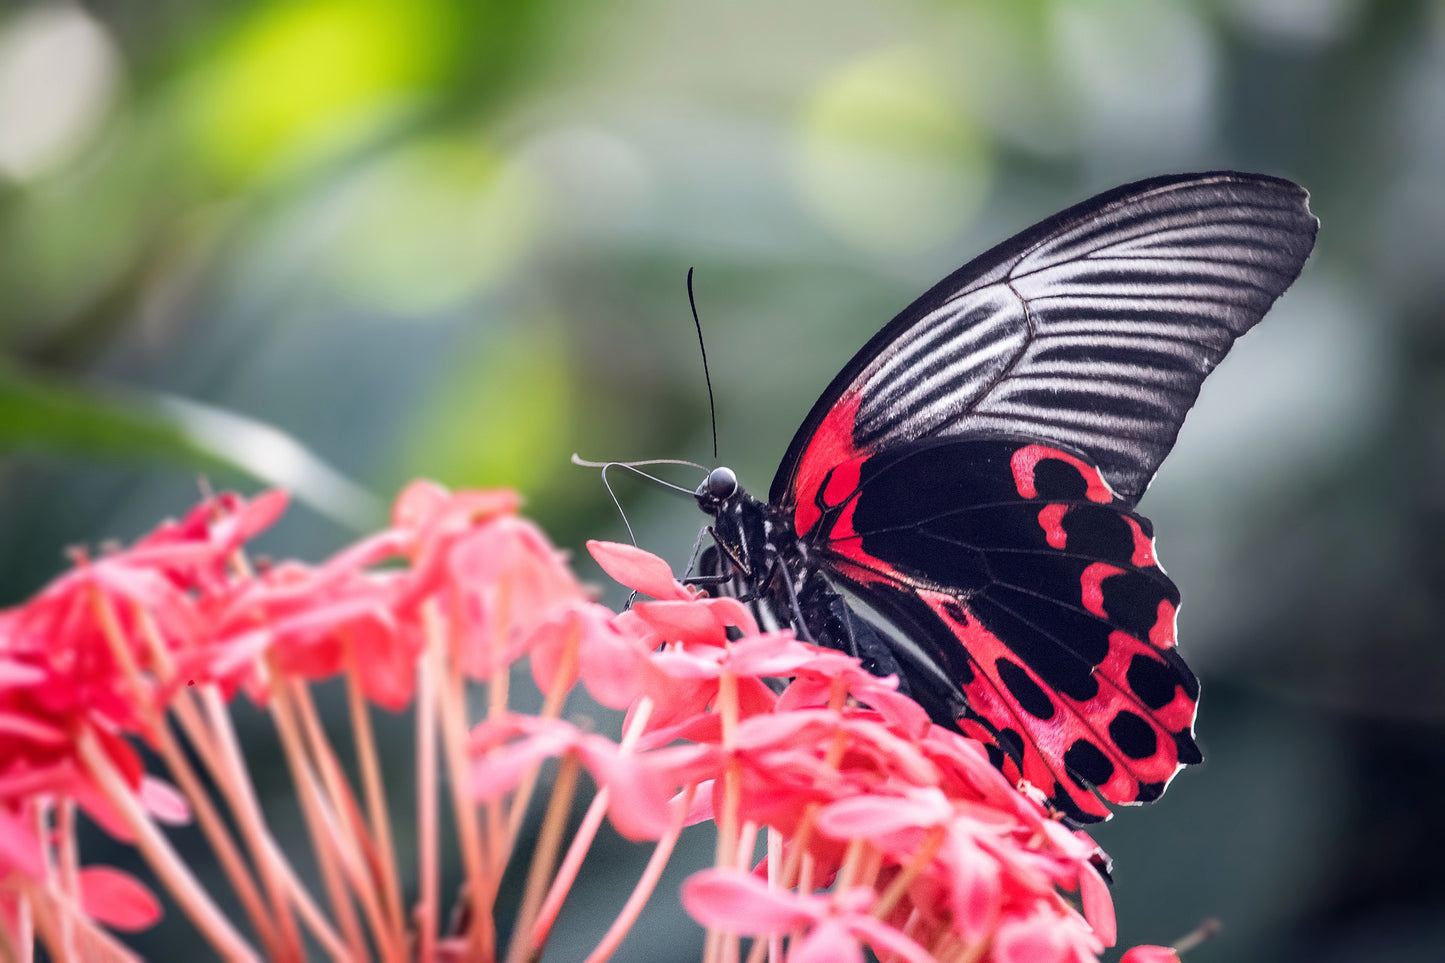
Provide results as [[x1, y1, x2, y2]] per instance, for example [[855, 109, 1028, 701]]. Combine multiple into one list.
[[587, 541, 693, 601], [140, 776, 191, 826], [681, 869, 820, 933], [790, 919, 866, 963], [1080, 859, 1117, 946], [1120, 947, 1182, 963], [78, 865, 163, 931]]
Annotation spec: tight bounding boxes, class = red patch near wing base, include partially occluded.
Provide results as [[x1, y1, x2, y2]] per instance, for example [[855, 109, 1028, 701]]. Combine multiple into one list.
[[790, 392, 865, 538]]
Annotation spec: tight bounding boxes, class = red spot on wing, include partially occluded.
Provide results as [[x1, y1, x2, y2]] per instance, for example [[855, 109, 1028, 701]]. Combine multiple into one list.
[[1037, 504, 1069, 549], [917, 591, 1112, 821], [789, 392, 865, 538], [1123, 516, 1157, 568], [1010, 445, 1114, 503], [1080, 563, 1124, 618], [1150, 600, 1177, 648], [1100, 631, 1196, 731]]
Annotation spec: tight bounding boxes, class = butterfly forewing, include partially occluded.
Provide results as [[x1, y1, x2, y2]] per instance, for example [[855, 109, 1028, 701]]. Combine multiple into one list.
[[771, 172, 1320, 509]]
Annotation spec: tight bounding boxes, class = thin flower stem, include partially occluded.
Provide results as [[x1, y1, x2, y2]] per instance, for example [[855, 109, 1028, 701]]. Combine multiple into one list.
[[872, 826, 947, 921], [483, 578, 513, 888], [33, 803, 75, 963], [583, 782, 699, 963], [130, 614, 289, 956], [734, 820, 759, 871], [529, 698, 656, 955], [267, 678, 367, 959], [345, 652, 406, 944], [55, 801, 78, 959], [503, 618, 579, 862], [424, 600, 495, 960], [506, 752, 582, 963], [96, 591, 291, 955], [714, 668, 742, 884], [1174, 918, 1222, 954], [121, 592, 299, 954], [14, 882, 68, 963], [834, 839, 869, 894], [3, 873, 34, 963], [20, 882, 144, 963], [415, 647, 440, 963], [288, 679, 402, 961], [742, 828, 785, 963], [76, 731, 261, 963], [180, 686, 343, 959], [534, 785, 609, 955]]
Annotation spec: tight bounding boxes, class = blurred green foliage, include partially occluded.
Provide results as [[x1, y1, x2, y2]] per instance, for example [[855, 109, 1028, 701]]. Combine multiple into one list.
[[2, 0, 1443, 960]]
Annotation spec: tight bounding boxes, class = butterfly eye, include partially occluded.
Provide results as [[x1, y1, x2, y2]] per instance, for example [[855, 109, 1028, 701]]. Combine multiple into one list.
[[705, 467, 738, 500]]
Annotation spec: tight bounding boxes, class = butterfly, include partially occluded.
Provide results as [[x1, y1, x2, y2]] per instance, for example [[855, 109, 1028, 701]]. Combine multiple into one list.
[[693, 172, 1318, 823]]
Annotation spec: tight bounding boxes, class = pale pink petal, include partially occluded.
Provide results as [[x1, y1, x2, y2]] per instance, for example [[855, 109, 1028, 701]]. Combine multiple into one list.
[[586, 541, 692, 601], [576, 742, 677, 841], [0, 709, 68, 745], [0, 659, 46, 688], [993, 913, 1066, 963], [78, 865, 162, 931], [632, 600, 729, 645], [469, 719, 583, 801], [816, 790, 950, 837], [847, 916, 938, 963], [1120, 947, 1181, 963], [940, 832, 1002, 940], [140, 776, 191, 826], [680, 870, 820, 933], [789, 919, 865, 963], [676, 779, 716, 826], [1079, 860, 1116, 946], [233, 489, 290, 542], [0, 809, 45, 879]]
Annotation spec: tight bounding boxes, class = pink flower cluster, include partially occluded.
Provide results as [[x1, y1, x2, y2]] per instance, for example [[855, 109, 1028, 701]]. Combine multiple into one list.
[[0, 482, 1186, 962]]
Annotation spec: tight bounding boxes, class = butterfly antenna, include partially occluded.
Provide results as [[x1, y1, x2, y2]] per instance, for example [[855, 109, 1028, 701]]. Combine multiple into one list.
[[596, 463, 639, 547], [687, 267, 719, 461], [571, 454, 704, 495]]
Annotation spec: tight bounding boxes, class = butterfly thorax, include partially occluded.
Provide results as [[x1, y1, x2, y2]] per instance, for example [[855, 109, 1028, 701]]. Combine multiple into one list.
[[695, 468, 815, 610]]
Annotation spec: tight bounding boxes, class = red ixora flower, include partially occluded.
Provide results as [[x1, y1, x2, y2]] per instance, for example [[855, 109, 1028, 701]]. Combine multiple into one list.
[[0, 484, 1195, 963]]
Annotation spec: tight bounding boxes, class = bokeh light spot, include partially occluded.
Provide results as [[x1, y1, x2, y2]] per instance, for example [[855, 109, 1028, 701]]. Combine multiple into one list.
[[0, 3, 120, 182], [187, 0, 452, 179], [324, 139, 541, 315], [401, 323, 572, 498], [794, 47, 991, 255]]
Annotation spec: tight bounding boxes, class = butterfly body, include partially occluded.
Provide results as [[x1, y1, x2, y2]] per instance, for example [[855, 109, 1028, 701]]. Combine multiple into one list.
[[694, 172, 1317, 822]]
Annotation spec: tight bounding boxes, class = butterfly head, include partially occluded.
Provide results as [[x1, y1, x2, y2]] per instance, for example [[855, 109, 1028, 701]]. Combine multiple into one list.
[[694, 466, 739, 515]]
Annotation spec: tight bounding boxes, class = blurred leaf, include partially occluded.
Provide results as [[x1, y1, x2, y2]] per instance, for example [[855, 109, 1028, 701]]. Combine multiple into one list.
[[795, 46, 992, 254], [0, 364, 380, 527], [186, 0, 456, 180], [399, 322, 572, 500], [324, 139, 541, 313]]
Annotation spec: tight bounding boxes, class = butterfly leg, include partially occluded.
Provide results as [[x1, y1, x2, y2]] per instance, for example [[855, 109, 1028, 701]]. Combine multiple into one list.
[[764, 550, 815, 643]]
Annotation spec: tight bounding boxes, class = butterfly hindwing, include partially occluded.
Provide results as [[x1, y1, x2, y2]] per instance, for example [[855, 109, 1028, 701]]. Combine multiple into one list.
[[805, 437, 1201, 822]]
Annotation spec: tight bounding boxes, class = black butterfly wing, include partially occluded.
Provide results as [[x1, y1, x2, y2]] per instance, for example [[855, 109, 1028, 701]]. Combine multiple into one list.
[[769, 172, 1316, 818], [802, 437, 1199, 822], [771, 171, 1319, 523]]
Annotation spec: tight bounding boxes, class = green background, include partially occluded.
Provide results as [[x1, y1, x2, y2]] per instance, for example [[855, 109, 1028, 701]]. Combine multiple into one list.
[[1, 0, 1441, 959]]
